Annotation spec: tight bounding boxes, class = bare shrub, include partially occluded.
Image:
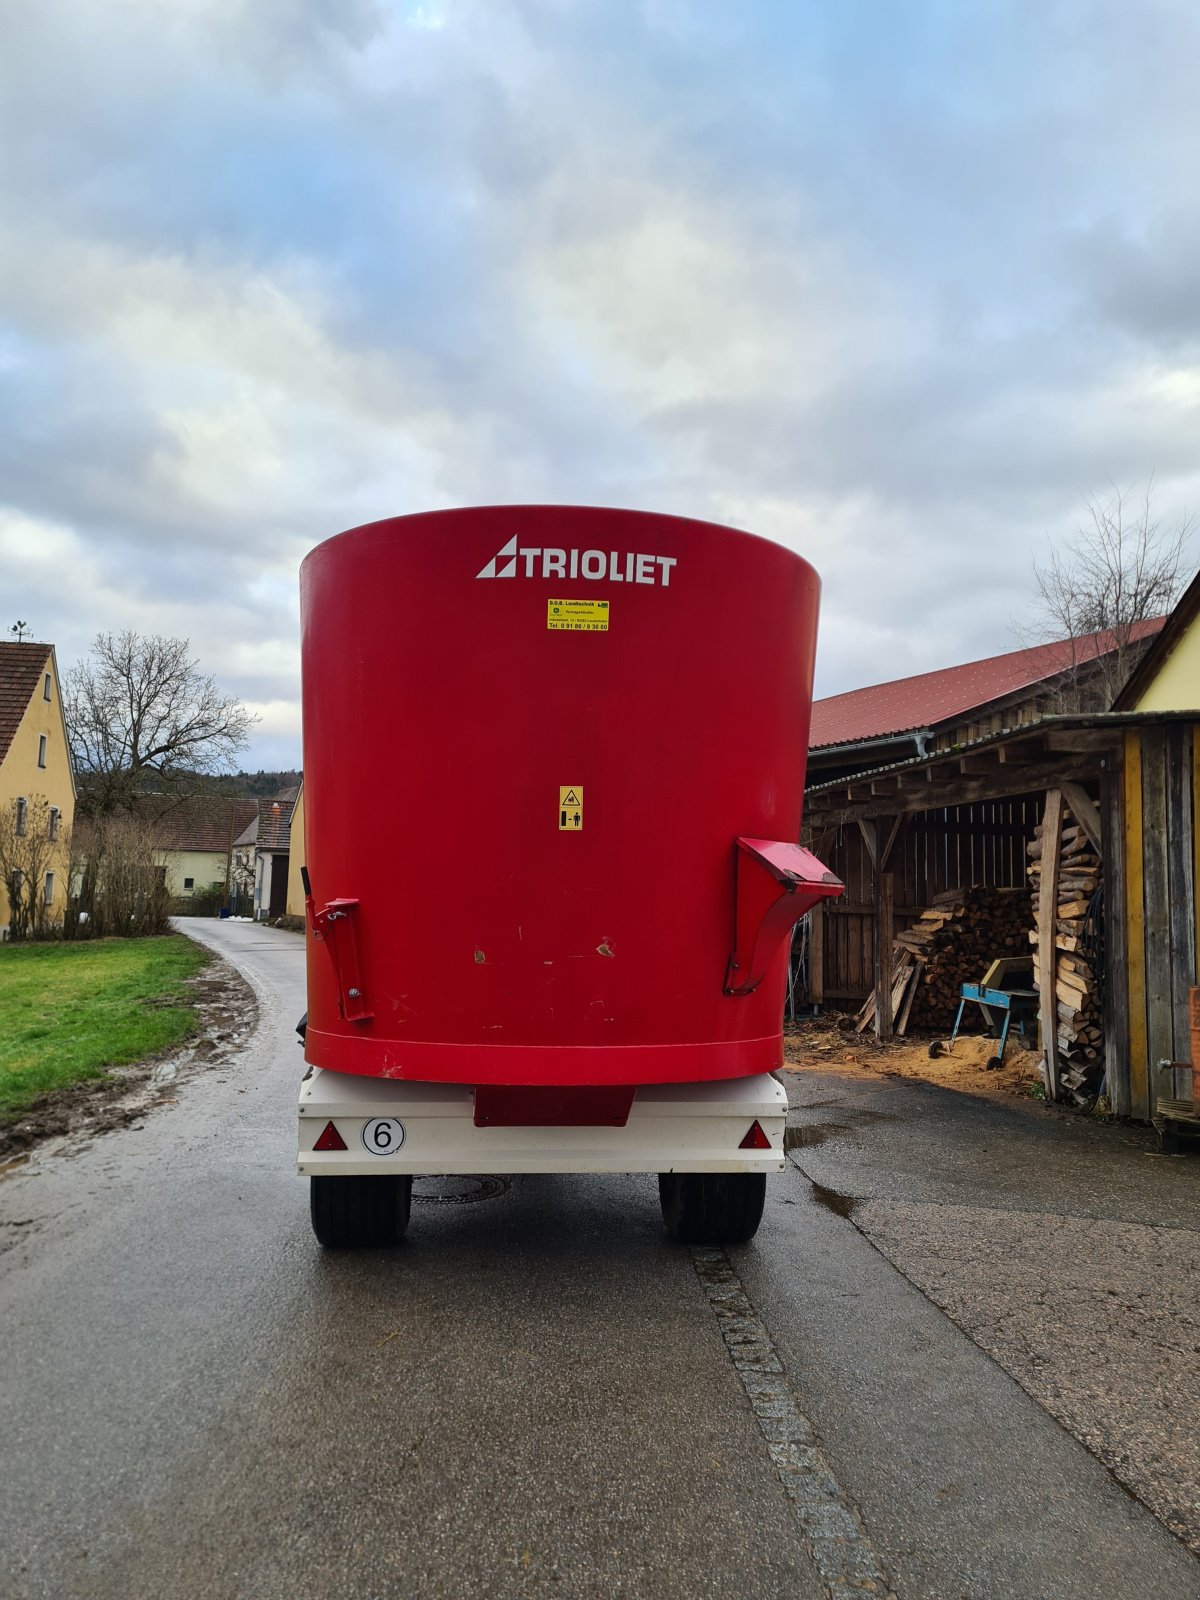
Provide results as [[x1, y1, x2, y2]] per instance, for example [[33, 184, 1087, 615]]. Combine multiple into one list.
[[69, 814, 171, 938]]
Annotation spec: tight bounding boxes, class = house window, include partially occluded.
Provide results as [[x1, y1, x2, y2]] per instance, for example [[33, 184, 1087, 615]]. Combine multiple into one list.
[[43, 673, 52, 702], [43, 872, 54, 906], [155, 866, 167, 887], [10, 869, 22, 897], [184, 877, 195, 890], [49, 807, 60, 842], [37, 734, 47, 768], [15, 797, 27, 836]]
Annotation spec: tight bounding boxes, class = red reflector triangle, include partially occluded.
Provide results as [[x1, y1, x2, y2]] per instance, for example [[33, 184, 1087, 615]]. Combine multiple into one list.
[[739, 1120, 772, 1151], [313, 1120, 347, 1152]]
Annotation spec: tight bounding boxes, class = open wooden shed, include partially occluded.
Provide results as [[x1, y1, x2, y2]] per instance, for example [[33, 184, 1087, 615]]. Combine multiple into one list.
[[803, 711, 1200, 1121]]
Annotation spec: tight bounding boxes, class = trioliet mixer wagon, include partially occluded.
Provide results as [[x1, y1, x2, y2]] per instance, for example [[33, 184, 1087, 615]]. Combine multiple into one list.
[[296, 506, 841, 1247]]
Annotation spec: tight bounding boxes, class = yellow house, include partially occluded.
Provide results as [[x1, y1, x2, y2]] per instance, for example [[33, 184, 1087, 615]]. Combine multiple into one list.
[[1112, 571, 1200, 1119], [0, 642, 76, 935], [285, 781, 306, 918], [149, 795, 259, 903]]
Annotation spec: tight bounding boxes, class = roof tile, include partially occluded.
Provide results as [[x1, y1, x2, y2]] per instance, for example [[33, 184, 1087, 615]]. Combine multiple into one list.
[[810, 620, 1165, 749], [0, 642, 52, 768]]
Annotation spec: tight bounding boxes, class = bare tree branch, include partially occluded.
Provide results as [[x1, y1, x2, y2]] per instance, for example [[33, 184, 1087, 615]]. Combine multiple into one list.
[[64, 632, 257, 816], [1027, 479, 1194, 709]]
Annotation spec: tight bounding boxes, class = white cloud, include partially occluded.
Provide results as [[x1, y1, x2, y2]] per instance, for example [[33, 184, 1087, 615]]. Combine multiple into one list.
[[2, 0, 1200, 768]]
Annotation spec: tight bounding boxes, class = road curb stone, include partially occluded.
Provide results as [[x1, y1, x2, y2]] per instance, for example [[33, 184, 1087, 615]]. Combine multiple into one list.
[[691, 1245, 897, 1600]]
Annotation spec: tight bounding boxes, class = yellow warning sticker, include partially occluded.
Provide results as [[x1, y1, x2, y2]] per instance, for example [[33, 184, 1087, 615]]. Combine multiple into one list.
[[548, 598, 609, 632], [559, 786, 584, 830]]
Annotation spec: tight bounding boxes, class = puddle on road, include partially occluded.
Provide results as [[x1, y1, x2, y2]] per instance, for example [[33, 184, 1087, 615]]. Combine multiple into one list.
[[809, 1181, 858, 1220], [791, 1104, 901, 1126], [786, 1122, 851, 1151]]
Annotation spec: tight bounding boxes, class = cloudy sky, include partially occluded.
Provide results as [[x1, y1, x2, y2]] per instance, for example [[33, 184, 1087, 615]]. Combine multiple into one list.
[[3, 0, 1198, 770]]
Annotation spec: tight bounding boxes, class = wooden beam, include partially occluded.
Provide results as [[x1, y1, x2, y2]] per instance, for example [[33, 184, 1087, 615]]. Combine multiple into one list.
[[858, 818, 877, 867], [1102, 765, 1130, 1117], [1060, 781, 1102, 853], [1142, 727, 1174, 1113], [999, 739, 1046, 764], [1037, 788, 1064, 1101], [880, 812, 911, 872], [958, 753, 1001, 775], [809, 756, 1102, 824], [1124, 732, 1148, 1119], [809, 903, 825, 1006], [1166, 725, 1194, 1098], [873, 817, 895, 1044], [1043, 728, 1123, 755]]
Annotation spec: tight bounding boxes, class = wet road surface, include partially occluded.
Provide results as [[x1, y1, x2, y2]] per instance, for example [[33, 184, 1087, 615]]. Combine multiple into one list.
[[1, 919, 1196, 1599]]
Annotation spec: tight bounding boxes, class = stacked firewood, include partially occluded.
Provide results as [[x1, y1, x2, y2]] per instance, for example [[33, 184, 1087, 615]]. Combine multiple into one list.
[[1027, 808, 1104, 1103], [856, 887, 1032, 1035]]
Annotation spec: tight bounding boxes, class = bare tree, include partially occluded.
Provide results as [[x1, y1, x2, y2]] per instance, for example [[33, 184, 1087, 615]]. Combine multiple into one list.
[[0, 794, 71, 939], [64, 632, 257, 815], [1031, 480, 1194, 709], [67, 814, 171, 938]]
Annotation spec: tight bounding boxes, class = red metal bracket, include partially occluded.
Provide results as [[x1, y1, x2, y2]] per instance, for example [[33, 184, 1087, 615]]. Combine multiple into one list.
[[724, 837, 843, 997], [306, 895, 374, 1024]]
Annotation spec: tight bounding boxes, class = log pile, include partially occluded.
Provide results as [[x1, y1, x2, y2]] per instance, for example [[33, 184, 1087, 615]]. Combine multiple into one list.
[[855, 886, 1032, 1035], [1027, 806, 1104, 1104]]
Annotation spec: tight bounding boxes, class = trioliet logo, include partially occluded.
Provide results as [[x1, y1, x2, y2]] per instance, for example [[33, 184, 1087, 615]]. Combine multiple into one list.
[[476, 536, 677, 587]]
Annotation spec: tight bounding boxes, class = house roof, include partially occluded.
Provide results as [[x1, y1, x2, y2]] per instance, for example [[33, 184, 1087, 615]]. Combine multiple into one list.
[[809, 619, 1165, 750], [150, 795, 259, 853], [1113, 569, 1200, 710], [232, 813, 258, 849], [256, 792, 296, 852], [0, 642, 52, 767]]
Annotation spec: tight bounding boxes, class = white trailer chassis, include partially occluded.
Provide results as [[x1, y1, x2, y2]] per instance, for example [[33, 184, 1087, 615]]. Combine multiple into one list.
[[298, 1068, 787, 1177]]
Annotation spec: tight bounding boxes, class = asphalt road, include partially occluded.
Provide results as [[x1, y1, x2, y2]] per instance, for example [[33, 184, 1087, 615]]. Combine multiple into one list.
[[1, 919, 1196, 1600]]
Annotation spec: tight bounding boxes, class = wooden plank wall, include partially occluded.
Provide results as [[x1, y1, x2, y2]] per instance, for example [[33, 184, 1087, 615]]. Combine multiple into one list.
[[1124, 724, 1198, 1117], [811, 795, 1043, 1005], [1102, 764, 1131, 1116]]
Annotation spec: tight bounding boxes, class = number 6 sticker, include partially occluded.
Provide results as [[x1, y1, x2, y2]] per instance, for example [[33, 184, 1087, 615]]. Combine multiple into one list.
[[362, 1117, 405, 1155]]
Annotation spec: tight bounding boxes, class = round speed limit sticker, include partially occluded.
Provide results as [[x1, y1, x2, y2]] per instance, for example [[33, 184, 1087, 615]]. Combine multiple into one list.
[[361, 1118, 405, 1156]]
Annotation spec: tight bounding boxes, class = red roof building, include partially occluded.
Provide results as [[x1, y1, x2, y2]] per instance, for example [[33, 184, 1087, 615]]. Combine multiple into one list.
[[809, 619, 1165, 772]]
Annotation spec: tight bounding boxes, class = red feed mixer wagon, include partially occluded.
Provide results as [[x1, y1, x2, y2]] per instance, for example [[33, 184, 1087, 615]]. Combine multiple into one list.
[[297, 506, 842, 1247]]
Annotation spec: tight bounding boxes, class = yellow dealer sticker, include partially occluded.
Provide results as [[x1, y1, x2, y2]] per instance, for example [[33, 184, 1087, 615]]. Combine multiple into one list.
[[548, 598, 609, 632], [559, 787, 583, 830]]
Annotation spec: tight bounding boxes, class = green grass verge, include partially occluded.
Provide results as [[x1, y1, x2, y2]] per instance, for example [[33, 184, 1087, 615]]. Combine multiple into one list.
[[0, 935, 209, 1121]]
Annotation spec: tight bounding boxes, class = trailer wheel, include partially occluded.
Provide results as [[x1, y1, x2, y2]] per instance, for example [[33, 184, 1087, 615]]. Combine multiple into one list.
[[658, 1172, 767, 1245], [310, 1175, 412, 1248]]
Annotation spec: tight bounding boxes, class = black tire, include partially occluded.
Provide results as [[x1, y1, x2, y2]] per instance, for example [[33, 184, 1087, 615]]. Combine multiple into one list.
[[658, 1172, 767, 1245], [310, 1174, 412, 1248]]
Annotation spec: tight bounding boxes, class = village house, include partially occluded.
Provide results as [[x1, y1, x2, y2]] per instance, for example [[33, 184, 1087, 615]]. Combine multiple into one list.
[[150, 794, 259, 905], [284, 781, 306, 919], [0, 641, 76, 936], [239, 786, 299, 921]]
